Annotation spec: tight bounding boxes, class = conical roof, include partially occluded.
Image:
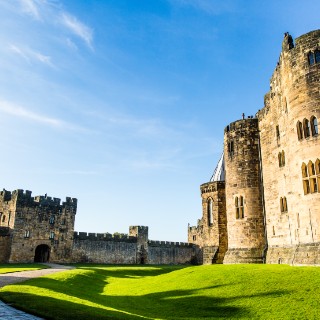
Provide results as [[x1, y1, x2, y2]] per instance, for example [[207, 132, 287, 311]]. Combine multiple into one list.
[[210, 152, 225, 182]]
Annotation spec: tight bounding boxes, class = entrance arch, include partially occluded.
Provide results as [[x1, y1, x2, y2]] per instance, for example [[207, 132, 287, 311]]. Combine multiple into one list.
[[34, 244, 50, 263]]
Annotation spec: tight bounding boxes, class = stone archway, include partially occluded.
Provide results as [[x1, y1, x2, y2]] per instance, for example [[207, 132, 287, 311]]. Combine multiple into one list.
[[34, 244, 50, 263]]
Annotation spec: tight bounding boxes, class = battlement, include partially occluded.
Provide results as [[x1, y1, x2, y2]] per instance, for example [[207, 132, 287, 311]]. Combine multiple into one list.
[[148, 240, 194, 247], [0, 189, 77, 211], [224, 117, 258, 134], [73, 231, 137, 242], [200, 181, 225, 195]]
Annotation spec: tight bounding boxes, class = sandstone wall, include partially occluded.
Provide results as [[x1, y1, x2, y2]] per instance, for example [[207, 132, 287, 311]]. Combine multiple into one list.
[[223, 118, 266, 263], [0, 227, 11, 263], [72, 233, 138, 264], [148, 241, 196, 264], [0, 189, 77, 263], [188, 181, 227, 264], [258, 30, 320, 264]]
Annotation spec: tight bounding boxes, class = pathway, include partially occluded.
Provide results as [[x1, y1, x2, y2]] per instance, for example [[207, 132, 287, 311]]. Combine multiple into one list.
[[0, 263, 74, 320]]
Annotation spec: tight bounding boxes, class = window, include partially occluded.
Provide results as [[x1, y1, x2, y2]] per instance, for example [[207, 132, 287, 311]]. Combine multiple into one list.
[[315, 50, 320, 63], [303, 118, 311, 138], [316, 159, 320, 175], [308, 161, 315, 176], [49, 216, 55, 224], [308, 161, 318, 193], [235, 196, 244, 219], [235, 197, 239, 219], [49, 231, 55, 240], [311, 116, 318, 136], [2, 215, 6, 223], [272, 226, 275, 236], [207, 199, 213, 226], [276, 125, 280, 139], [193, 235, 196, 241], [228, 140, 234, 157], [308, 52, 315, 65], [24, 230, 30, 238], [297, 121, 303, 140], [278, 151, 285, 167], [280, 197, 288, 213]]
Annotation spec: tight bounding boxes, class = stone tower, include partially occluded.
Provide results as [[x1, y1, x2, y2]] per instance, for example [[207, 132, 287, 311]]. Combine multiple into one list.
[[188, 154, 228, 264], [223, 118, 266, 263], [258, 30, 320, 264], [129, 226, 149, 264]]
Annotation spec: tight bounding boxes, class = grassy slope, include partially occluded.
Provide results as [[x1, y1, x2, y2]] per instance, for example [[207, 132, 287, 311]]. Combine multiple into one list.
[[0, 264, 48, 274], [0, 264, 320, 319]]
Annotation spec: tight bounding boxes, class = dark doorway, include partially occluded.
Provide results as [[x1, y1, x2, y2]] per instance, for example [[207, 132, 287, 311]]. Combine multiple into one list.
[[34, 244, 50, 262]]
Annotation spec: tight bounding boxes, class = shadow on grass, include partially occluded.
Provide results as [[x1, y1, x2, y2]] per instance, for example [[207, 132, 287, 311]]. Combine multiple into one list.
[[0, 266, 291, 320]]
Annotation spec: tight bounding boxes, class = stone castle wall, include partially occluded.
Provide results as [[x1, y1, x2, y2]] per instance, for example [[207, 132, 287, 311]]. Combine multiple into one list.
[[72, 232, 138, 264], [223, 119, 266, 263], [0, 227, 11, 263], [258, 30, 320, 264], [72, 230, 196, 265], [188, 181, 227, 264], [0, 189, 76, 263], [148, 241, 196, 264]]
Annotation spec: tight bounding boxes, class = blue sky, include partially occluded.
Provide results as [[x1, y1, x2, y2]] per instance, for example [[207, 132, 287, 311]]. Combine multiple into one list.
[[0, 0, 319, 242]]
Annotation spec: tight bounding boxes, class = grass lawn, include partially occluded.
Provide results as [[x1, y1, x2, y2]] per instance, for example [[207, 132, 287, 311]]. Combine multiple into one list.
[[0, 263, 48, 274], [0, 264, 320, 319]]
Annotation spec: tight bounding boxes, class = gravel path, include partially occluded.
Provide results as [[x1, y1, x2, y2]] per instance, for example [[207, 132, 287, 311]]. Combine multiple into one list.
[[0, 263, 74, 319]]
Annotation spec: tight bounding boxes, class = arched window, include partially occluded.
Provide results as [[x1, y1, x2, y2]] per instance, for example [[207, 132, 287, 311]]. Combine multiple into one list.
[[311, 116, 318, 136], [315, 50, 320, 63], [278, 151, 285, 167], [283, 197, 288, 212], [239, 196, 244, 218], [303, 118, 311, 138], [308, 161, 318, 193], [301, 163, 308, 178], [2, 215, 6, 223], [281, 150, 285, 166], [316, 159, 320, 175], [207, 199, 213, 226], [296, 121, 303, 140], [308, 52, 315, 65], [302, 162, 310, 195], [235, 197, 239, 219], [49, 216, 55, 224], [308, 161, 315, 176], [280, 197, 284, 213]]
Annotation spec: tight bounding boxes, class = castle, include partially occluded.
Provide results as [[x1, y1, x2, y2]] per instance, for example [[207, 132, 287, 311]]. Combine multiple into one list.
[[0, 30, 319, 266], [0, 189, 195, 264], [189, 30, 320, 265]]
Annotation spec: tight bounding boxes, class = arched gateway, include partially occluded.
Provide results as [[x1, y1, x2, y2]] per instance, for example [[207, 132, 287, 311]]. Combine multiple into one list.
[[34, 244, 50, 262]]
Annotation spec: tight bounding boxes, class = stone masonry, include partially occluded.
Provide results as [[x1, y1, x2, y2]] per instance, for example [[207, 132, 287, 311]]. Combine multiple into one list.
[[189, 30, 320, 265]]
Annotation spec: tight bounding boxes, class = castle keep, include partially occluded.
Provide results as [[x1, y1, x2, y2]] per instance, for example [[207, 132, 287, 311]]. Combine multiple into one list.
[[189, 30, 320, 265]]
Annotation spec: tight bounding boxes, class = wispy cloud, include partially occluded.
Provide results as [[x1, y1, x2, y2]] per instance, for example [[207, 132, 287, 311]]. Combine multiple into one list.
[[9, 44, 54, 67], [0, 100, 84, 131], [19, 0, 40, 20], [60, 13, 93, 50], [169, 0, 235, 15]]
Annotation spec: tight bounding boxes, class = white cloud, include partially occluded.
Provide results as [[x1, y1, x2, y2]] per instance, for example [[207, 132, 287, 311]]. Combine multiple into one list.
[[60, 13, 93, 50], [0, 100, 87, 132], [9, 44, 54, 67], [19, 0, 40, 19]]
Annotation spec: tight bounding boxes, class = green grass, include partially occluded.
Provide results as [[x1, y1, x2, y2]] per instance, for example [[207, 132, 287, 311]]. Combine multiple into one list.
[[0, 263, 48, 274], [1, 264, 320, 319]]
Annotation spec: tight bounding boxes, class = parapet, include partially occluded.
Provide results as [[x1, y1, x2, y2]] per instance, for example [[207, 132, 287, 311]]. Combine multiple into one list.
[[73, 231, 137, 243], [200, 181, 225, 195], [148, 240, 194, 248], [224, 117, 258, 134]]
